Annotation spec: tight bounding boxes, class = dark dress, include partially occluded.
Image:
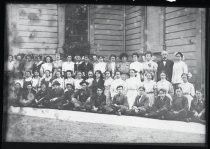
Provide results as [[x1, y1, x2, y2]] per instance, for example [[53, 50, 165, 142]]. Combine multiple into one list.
[[91, 79, 105, 95], [78, 62, 94, 79]]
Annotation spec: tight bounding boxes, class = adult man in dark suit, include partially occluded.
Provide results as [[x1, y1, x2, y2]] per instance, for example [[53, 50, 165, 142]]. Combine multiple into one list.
[[79, 55, 94, 79], [129, 86, 150, 117], [157, 51, 174, 82]]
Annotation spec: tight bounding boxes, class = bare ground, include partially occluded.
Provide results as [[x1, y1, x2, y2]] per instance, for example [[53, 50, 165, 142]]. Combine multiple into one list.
[[5, 114, 205, 143]]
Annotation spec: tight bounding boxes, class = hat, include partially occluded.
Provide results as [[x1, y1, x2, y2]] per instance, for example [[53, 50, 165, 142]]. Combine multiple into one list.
[[79, 80, 89, 86], [52, 80, 60, 86]]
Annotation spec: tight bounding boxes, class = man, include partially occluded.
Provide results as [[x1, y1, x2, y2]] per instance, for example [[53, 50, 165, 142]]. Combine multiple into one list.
[[145, 89, 171, 119], [79, 55, 94, 79], [91, 54, 98, 69], [166, 87, 189, 121], [106, 85, 129, 116], [34, 82, 49, 108], [62, 55, 75, 75], [60, 83, 75, 110], [71, 80, 92, 111], [187, 90, 205, 124], [157, 51, 174, 82], [143, 51, 158, 81], [106, 54, 118, 78], [129, 86, 150, 117], [130, 53, 144, 81], [90, 86, 106, 113], [45, 80, 65, 109], [19, 82, 36, 107], [74, 54, 82, 73]]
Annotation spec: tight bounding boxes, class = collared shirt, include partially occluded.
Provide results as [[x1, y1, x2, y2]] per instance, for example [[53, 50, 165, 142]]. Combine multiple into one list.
[[94, 62, 107, 73], [179, 82, 195, 97], [190, 97, 205, 113], [153, 96, 171, 111], [171, 96, 188, 111], [112, 93, 129, 107]]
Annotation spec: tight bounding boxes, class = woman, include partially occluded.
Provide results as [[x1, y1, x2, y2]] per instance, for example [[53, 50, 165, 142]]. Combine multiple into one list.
[[117, 53, 130, 81], [179, 73, 195, 109], [171, 52, 188, 89], [23, 71, 33, 89], [74, 71, 84, 91], [110, 71, 125, 98], [130, 53, 144, 81], [94, 56, 107, 74], [143, 72, 156, 107], [125, 69, 142, 109], [31, 70, 41, 92], [156, 72, 174, 103], [40, 56, 53, 77], [91, 70, 104, 96], [40, 70, 53, 89], [32, 55, 43, 74], [53, 53, 63, 78], [62, 55, 75, 76], [104, 70, 113, 105], [6, 55, 15, 78]]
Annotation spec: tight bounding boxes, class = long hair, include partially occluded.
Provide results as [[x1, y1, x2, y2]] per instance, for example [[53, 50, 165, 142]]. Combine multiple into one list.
[[94, 70, 103, 80]]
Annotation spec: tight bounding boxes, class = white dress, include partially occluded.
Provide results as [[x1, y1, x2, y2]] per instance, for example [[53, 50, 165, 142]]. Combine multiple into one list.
[[130, 61, 144, 80], [31, 77, 41, 91], [143, 60, 158, 81], [179, 82, 195, 108], [125, 77, 142, 109], [40, 63, 53, 76], [74, 78, 83, 90], [143, 80, 156, 106], [94, 62, 107, 74], [172, 61, 188, 84], [104, 77, 113, 105]]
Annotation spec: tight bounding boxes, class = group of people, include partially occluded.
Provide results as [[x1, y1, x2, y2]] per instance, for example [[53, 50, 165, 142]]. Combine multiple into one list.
[[5, 51, 205, 124]]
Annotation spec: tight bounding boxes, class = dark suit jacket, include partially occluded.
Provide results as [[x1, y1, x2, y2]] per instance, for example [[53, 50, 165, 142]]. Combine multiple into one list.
[[157, 59, 174, 82], [133, 94, 150, 110], [78, 62, 94, 78], [91, 79, 105, 95], [47, 87, 65, 101], [112, 93, 129, 108], [153, 95, 171, 112], [91, 94, 106, 108]]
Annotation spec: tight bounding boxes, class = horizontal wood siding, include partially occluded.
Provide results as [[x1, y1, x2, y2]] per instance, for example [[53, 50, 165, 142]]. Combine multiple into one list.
[[8, 4, 58, 55], [90, 5, 124, 57], [165, 7, 199, 85], [125, 6, 143, 54]]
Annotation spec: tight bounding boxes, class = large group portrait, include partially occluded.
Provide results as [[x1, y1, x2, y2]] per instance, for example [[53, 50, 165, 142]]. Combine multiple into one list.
[[3, 1, 207, 145]]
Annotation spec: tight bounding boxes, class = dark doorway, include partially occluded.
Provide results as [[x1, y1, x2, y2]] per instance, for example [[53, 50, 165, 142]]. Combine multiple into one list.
[[63, 4, 90, 57]]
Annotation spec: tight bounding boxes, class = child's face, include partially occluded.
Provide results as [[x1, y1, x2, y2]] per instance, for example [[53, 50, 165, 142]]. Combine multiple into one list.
[[176, 89, 182, 97], [195, 91, 202, 99], [46, 57, 50, 62], [133, 55, 138, 61], [182, 75, 188, 82], [159, 91, 166, 98], [34, 71, 39, 76], [88, 72, 93, 78], [41, 84, 46, 90], [67, 72, 72, 78], [25, 72, 31, 77], [146, 54, 152, 61], [77, 72, 82, 79], [97, 88, 103, 95], [160, 73, 166, 80], [117, 87, 123, 94], [138, 88, 144, 95], [27, 85, 32, 90], [15, 83, 21, 89], [129, 70, 135, 77], [111, 56, 115, 62], [115, 72, 121, 78], [56, 72, 61, 78], [105, 71, 111, 78], [99, 57, 103, 62], [66, 85, 72, 90], [67, 56, 72, 61], [9, 56, 13, 61], [95, 72, 101, 78], [45, 71, 50, 76], [146, 73, 152, 80]]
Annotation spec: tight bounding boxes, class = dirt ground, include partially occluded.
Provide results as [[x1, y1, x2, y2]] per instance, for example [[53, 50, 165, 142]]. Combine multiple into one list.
[[5, 114, 205, 143]]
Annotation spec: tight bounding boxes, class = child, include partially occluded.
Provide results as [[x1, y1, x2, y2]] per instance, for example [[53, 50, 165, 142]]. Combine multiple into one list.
[[23, 71, 33, 89], [74, 71, 84, 91], [86, 70, 94, 87], [64, 70, 75, 89], [40, 70, 53, 89], [31, 70, 41, 92], [52, 71, 65, 89]]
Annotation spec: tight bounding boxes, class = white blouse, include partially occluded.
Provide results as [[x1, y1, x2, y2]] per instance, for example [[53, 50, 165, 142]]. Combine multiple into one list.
[[172, 61, 188, 84], [62, 61, 75, 73], [52, 77, 65, 89], [156, 79, 174, 94], [94, 62, 107, 73], [179, 82, 195, 96], [130, 61, 144, 73], [40, 63, 53, 75], [143, 80, 156, 93], [125, 77, 142, 91], [64, 78, 75, 88], [110, 78, 126, 97], [74, 78, 83, 90]]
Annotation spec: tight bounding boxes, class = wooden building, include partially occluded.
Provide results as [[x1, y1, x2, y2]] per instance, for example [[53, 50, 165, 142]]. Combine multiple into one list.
[[6, 4, 205, 89]]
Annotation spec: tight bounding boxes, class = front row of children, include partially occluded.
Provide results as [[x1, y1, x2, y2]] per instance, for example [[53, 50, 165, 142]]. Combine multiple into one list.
[[8, 79, 205, 124]]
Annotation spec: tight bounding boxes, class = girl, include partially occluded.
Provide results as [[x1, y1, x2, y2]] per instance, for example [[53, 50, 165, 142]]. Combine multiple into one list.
[[104, 70, 113, 105], [40, 70, 53, 89], [52, 71, 65, 89], [31, 70, 41, 92], [110, 71, 125, 98], [143, 72, 156, 107], [125, 69, 143, 109], [179, 73, 195, 109], [91, 70, 104, 96], [32, 55, 43, 74], [64, 70, 75, 89], [62, 55, 75, 76], [40, 56, 53, 77], [94, 56, 107, 74], [53, 53, 63, 78], [23, 71, 33, 89], [156, 72, 174, 103], [74, 71, 84, 91], [171, 52, 188, 89], [86, 70, 94, 87]]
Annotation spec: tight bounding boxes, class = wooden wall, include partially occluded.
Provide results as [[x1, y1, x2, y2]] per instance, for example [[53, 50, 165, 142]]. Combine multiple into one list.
[[125, 6, 144, 55], [7, 4, 58, 57], [89, 5, 124, 59], [164, 7, 203, 88]]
